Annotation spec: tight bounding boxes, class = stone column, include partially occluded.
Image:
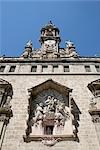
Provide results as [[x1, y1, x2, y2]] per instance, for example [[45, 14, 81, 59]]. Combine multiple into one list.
[[90, 65, 97, 73], [59, 65, 64, 73], [37, 64, 42, 73], [4, 65, 10, 73], [48, 64, 53, 73], [15, 65, 20, 73]]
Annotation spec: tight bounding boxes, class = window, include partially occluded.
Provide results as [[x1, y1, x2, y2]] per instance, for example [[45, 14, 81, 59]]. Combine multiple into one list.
[[95, 65, 100, 72], [85, 65, 91, 72], [0, 66, 5, 72], [53, 65, 58, 72], [31, 66, 37, 72], [64, 66, 69, 72], [9, 66, 16, 72], [45, 126, 53, 135], [42, 65, 48, 72]]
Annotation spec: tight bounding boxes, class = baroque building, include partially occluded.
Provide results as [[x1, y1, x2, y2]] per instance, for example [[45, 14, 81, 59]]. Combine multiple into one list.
[[0, 21, 100, 150]]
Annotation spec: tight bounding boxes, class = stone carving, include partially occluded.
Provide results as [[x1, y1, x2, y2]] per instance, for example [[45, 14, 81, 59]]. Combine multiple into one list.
[[21, 40, 33, 58], [89, 97, 97, 110], [42, 137, 59, 146], [26, 40, 33, 48], [66, 40, 74, 48], [30, 96, 72, 138], [88, 79, 100, 113], [33, 96, 70, 121], [24, 80, 80, 145], [0, 78, 13, 148], [34, 103, 44, 122], [20, 22, 79, 59], [92, 115, 100, 123], [88, 79, 100, 97], [89, 110, 100, 123], [3, 96, 12, 109], [64, 40, 78, 57]]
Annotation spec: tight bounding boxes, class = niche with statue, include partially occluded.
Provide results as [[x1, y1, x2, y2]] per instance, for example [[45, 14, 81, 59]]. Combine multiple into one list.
[[24, 79, 79, 145]]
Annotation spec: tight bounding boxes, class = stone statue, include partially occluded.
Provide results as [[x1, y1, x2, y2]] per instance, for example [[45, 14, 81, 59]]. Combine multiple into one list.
[[33, 103, 44, 122], [26, 40, 33, 48], [89, 97, 97, 109], [65, 40, 78, 57], [65, 40, 74, 48], [30, 95, 73, 137], [21, 40, 33, 58], [45, 96, 56, 112], [4, 96, 12, 109]]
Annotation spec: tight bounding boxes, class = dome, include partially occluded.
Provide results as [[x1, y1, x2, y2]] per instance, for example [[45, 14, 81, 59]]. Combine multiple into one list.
[[41, 21, 59, 33]]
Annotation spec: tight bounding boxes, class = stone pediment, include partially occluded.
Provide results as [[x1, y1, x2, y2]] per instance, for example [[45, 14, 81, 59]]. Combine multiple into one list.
[[28, 79, 72, 97], [0, 78, 10, 85], [88, 79, 100, 96], [0, 78, 13, 96]]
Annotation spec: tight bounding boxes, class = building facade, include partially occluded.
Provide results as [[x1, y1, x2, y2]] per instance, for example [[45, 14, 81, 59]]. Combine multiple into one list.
[[0, 22, 100, 150]]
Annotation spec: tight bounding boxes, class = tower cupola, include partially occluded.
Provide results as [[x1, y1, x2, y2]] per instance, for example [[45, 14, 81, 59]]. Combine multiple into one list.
[[39, 21, 61, 52]]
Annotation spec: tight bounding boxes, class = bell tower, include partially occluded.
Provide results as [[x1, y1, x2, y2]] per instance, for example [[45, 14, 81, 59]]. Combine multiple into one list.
[[39, 21, 61, 53]]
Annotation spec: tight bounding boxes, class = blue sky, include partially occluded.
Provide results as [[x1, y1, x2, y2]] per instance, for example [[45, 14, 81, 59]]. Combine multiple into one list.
[[0, 0, 100, 57]]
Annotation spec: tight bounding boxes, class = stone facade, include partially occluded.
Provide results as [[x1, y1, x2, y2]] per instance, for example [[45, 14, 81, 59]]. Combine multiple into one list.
[[0, 22, 100, 150]]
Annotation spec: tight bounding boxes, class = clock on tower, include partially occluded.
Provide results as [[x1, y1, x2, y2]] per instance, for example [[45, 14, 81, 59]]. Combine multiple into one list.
[[39, 21, 61, 53]]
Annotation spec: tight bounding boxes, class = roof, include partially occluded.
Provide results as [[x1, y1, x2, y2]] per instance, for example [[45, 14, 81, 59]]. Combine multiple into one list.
[[41, 21, 59, 32]]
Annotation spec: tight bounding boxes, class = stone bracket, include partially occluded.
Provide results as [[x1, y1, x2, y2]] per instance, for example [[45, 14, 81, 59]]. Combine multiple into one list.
[[23, 134, 77, 146]]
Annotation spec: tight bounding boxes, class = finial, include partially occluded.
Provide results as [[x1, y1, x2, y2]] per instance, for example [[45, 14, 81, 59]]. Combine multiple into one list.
[[26, 40, 33, 48], [65, 40, 74, 45], [48, 20, 53, 24], [65, 40, 74, 48]]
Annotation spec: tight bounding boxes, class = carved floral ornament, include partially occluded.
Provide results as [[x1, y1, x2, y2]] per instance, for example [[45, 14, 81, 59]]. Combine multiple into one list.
[[23, 79, 80, 146]]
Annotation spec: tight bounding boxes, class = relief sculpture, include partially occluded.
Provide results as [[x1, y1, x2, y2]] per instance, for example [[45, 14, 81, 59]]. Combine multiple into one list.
[[24, 79, 80, 146], [30, 96, 73, 136]]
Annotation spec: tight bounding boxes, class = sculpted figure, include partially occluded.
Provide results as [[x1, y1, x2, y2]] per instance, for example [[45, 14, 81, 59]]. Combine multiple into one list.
[[4, 96, 12, 108], [45, 96, 55, 112], [65, 40, 74, 48], [26, 40, 33, 48], [21, 50, 29, 58], [34, 103, 44, 122]]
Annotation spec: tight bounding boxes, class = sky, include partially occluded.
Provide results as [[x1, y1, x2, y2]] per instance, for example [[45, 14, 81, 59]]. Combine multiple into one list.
[[0, 0, 100, 57]]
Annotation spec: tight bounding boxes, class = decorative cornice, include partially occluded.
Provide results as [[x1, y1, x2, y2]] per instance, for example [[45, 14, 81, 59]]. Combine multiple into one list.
[[0, 57, 100, 63]]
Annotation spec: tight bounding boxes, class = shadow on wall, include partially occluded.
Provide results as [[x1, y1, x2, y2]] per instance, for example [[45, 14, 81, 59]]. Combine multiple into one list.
[[71, 98, 81, 142]]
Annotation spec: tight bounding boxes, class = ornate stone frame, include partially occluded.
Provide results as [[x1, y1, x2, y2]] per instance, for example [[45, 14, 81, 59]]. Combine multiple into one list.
[[0, 78, 13, 149], [24, 79, 79, 146], [88, 79, 100, 123]]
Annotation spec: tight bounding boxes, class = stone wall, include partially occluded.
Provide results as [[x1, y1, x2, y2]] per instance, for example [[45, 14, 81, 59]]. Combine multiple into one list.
[[0, 74, 99, 150]]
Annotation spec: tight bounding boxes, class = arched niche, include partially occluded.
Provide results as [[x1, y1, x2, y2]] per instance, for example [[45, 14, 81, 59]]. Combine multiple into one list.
[[88, 79, 100, 97], [0, 78, 13, 108], [0, 78, 13, 149], [24, 79, 79, 145], [88, 79, 100, 123]]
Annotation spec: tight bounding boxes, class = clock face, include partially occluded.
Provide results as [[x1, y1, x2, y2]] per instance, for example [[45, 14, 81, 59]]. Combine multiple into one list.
[[44, 40, 56, 45], [44, 40, 56, 51]]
